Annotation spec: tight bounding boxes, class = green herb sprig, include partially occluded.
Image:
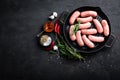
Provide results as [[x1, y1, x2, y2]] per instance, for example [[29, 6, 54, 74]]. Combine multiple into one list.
[[72, 21, 80, 35], [56, 33, 84, 60]]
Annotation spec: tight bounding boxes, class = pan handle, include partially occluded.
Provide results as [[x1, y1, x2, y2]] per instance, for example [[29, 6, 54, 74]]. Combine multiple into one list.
[[105, 34, 115, 47], [58, 11, 69, 25]]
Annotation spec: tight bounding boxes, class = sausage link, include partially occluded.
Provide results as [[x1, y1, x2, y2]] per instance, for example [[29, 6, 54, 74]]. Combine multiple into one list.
[[79, 22, 91, 29], [77, 16, 93, 23], [93, 19, 103, 33], [69, 11, 80, 25], [69, 25, 76, 41], [88, 35, 104, 42], [82, 35, 95, 48], [81, 28, 97, 35], [81, 11, 97, 17], [76, 31, 84, 46], [101, 20, 110, 36]]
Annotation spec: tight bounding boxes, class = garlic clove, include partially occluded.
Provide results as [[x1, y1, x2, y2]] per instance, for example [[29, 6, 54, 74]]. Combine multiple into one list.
[[53, 12, 58, 17], [49, 15, 55, 20], [53, 45, 58, 51]]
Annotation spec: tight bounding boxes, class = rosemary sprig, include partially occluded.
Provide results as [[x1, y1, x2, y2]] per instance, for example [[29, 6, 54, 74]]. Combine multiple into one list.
[[72, 21, 80, 35], [56, 34, 84, 60]]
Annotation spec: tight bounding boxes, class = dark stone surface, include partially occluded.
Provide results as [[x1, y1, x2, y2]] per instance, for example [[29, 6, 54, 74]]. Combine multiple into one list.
[[0, 0, 120, 80]]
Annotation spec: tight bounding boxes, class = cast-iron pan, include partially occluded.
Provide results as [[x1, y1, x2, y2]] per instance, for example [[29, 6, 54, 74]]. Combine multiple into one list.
[[59, 6, 115, 53]]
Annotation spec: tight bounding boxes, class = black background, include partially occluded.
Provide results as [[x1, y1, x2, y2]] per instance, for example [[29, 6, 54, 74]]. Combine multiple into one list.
[[0, 0, 120, 80]]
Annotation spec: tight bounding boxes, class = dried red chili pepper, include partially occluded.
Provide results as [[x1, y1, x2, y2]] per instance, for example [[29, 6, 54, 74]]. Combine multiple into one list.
[[57, 25, 60, 35], [54, 23, 58, 33], [54, 19, 60, 35]]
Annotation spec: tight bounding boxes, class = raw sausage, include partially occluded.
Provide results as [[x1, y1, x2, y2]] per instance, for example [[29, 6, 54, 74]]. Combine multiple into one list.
[[81, 11, 97, 17], [69, 25, 76, 41], [88, 35, 104, 42], [93, 19, 103, 33], [101, 20, 110, 36], [81, 28, 97, 35], [69, 11, 80, 25], [77, 16, 93, 23], [82, 35, 95, 48], [76, 31, 84, 46], [79, 22, 91, 29]]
